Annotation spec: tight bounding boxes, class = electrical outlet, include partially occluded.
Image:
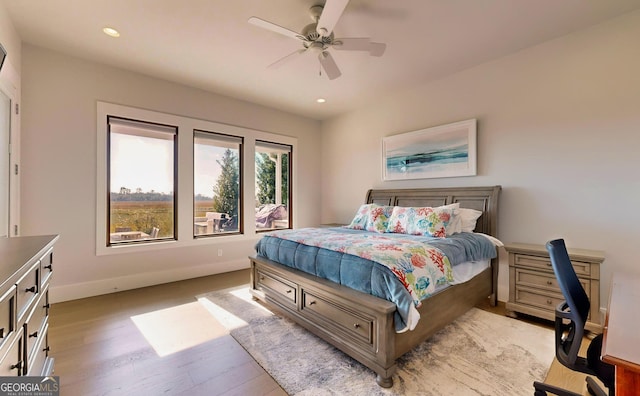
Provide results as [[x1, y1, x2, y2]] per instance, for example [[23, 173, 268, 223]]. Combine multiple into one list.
[[217, 249, 223, 257]]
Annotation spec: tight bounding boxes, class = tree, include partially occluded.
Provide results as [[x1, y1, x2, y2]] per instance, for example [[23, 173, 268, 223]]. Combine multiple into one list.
[[256, 152, 288, 206], [212, 149, 239, 226]]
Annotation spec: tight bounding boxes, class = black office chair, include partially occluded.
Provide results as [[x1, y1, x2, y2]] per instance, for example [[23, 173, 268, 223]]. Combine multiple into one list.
[[533, 239, 615, 396]]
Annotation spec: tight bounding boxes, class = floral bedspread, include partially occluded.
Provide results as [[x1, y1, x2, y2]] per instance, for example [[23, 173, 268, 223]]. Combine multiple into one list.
[[266, 228, 454, 307]]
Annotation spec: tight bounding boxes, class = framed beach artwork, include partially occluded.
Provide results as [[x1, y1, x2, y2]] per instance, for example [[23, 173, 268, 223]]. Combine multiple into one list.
[[382, 119, 477, 181]]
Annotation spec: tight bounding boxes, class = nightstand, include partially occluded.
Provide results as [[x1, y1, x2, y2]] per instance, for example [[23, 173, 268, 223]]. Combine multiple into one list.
[[505, 243, 604, 332]]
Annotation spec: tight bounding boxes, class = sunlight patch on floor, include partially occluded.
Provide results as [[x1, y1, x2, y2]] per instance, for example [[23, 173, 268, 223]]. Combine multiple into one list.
[[130, 301, 229, 357], [196, 286, 273, 331]]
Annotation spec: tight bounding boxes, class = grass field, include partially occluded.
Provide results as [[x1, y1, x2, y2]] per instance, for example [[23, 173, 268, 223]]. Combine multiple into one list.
[[110, 201, 214, 237]]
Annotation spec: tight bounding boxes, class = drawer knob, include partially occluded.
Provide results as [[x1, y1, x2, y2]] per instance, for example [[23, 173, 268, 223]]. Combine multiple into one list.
[[29, 331, 38, 338], [45, 264, 53, 271], [44, 303, 51, 309], [10, 361, 22, 371], [286, 289, 292, 294], [546, 299, 553, 305], [308, 300, 316, 305], [259, 276, 265, 281], [353, 323, 360, 329], [43, 346, 50, 353], [546, 280, 553, 286], [25, 286, 36, 293]]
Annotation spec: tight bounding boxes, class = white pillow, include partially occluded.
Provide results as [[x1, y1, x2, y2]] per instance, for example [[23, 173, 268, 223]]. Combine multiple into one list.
[[459, 208, 483, 232], [440, 203, 461, 235]]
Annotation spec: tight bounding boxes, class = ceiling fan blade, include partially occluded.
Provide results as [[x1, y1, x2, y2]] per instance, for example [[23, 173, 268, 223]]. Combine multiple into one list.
[[333, 38, 371, 51], [248, 17, 305, 41], [268, 49, 307, 69], [369, 42, 386, 57], [316, 0, 349, 37], [318, 51, 341, 80]]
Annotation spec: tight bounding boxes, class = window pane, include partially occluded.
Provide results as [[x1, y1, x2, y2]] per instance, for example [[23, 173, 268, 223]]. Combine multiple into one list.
[[194, 131, 242, 236], [108, 117, 176, 244], [255, 141, 291, 231]]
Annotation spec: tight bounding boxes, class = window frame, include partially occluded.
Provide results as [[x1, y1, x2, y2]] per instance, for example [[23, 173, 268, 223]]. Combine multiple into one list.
[[255, 140, 292, 233], [96, 101, 297, 256]]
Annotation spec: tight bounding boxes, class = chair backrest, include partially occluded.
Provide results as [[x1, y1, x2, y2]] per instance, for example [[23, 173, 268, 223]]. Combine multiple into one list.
[[546, 239, 591, 370]]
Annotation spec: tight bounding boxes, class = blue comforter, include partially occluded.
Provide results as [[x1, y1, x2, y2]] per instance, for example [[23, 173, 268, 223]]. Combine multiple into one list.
[[255, 228, 496, 332]]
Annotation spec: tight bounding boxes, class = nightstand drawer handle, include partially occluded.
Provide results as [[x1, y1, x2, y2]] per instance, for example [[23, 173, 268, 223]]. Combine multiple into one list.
[[308, 300, 316, 305], [286, 289, 292, 294], [353, 323, 360, 329], [546, 299, 553, 305], [546, 280, 553, 285]]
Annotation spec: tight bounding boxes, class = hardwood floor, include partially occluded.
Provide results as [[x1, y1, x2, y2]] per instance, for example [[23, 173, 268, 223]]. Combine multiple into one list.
[[50, 269, 601, 395]]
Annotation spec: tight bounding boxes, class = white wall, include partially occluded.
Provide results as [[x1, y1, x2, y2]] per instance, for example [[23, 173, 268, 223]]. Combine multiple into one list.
[[20, 45, 321, 302], [320, 10, 640, 308]]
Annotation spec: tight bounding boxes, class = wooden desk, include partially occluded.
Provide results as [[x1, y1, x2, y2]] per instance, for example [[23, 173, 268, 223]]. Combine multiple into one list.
[[601, 272, 640, 396]]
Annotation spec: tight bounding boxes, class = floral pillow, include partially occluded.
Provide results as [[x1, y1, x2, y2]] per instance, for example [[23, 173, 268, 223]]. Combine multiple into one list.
[[386, 205, 455, 237], [345, 204, 393, 233]]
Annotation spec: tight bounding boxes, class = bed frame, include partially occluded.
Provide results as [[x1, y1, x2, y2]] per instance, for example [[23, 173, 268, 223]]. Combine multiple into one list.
[[249, 186, 501, 387]]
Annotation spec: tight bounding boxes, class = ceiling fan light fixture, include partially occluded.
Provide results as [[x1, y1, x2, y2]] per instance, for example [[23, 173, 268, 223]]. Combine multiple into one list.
[[102, 27, 120, 38]]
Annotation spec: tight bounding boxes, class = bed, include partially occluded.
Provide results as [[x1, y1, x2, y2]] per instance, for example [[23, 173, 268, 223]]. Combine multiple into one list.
[[249, 186, 501, 387]]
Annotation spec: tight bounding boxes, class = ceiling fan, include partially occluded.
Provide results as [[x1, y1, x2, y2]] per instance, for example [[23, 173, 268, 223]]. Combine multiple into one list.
[[248, 0, 386, 80]]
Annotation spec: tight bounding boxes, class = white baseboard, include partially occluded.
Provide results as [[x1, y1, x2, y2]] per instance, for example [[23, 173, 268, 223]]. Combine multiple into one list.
[[49, 259, 248, 303]]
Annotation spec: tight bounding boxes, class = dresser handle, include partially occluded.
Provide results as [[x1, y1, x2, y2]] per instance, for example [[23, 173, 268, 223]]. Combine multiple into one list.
[[546, 280, 553, 285], [44, 303, 50, 309], [10, 361, 22, 371], [29, 331, 38, 338], [353, 323, 360, 329], [286, 289, 292, 294], [43, 346, 50, 353], [546, 299, 552, 305], [308, 300, 316, 305], [259, 276, 265, 281], [25, 286, 36, 293], [45, 264, 53, 271], [0, 328, 4, 338]]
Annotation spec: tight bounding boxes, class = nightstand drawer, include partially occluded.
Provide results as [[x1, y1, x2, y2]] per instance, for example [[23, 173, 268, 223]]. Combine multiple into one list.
[[515, 268, 589, 293], [515, 286, 564, 312], [514, 253, 591, 277]]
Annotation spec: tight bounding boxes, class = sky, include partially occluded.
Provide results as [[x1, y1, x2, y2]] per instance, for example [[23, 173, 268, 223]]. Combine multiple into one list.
[[110, 133, 224, 197]]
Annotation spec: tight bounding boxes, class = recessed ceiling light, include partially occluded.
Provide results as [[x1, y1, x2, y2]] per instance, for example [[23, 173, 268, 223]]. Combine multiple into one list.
[[316, 98, 326, 103], [103, 27, 120, 38]]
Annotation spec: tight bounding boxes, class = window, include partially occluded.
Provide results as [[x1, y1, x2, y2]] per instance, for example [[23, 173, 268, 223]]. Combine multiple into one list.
[[194, 131, 242, 236], [108, 117, 177, 245], [96, 101, 297, 255], [255, 141, 291, 231]]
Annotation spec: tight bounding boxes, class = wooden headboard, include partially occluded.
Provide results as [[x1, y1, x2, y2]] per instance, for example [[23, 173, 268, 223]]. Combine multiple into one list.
[[365, 186, 501, 237]]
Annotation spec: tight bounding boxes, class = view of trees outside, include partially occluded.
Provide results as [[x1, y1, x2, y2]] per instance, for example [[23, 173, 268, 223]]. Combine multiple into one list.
[[211, 149, 239, 230], [255, 152, 289, 206]]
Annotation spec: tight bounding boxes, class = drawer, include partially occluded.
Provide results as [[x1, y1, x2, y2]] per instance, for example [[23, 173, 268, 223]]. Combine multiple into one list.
[[255, 270, 297, 304], [40, 248, 54, 290], [514, 286, 565, 312], [515, 269, 590, 295], [514, 254, 591, 277], [301, 290, 373, 345], [24, 288, 49, 366], [27, 322, 49, 376], [0, 328, 23, 376], [0, 286, 16, 351], [16, 261, 40, 324]]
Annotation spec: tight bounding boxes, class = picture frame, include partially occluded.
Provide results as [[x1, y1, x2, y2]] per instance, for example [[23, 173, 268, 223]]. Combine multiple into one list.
[[382, 119, 477, 181]]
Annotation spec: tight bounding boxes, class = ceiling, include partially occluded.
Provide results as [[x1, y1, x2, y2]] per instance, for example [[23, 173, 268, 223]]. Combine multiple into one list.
[[3, 0, 640, 120]]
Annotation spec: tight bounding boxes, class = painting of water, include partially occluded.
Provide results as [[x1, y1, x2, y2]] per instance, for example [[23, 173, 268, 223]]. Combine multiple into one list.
[[383, 119, 477, 180]]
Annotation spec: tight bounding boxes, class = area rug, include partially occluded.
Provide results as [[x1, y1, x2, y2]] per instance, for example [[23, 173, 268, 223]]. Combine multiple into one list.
[[197, 286, 554, 395]]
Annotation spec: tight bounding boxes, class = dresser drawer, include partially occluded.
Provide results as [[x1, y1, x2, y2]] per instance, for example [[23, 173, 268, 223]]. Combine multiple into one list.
[[40, 249, 54, 290], [301, 290, 373, 345], [0, 328, 23, 376], [24, 288, 49, 368], [0, 286, 16, 352], [27, 322, 49, 376], [513, 253, 591, 277], [515, 268, 590, 294], [16, 261, 40, 324], [255, 270, 297, 305]]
